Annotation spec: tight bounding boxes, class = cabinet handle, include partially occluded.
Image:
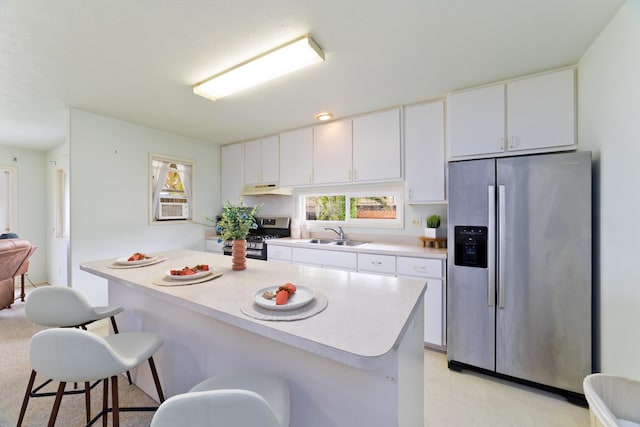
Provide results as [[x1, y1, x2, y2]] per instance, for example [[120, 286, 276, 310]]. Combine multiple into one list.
[[413, 265, 426, 271], [370, 261, 382, 266], [499, 137, 504, 150], [408, 188, 413, 200], [509, 136, 514, 149], [348, 170, 352, 180]]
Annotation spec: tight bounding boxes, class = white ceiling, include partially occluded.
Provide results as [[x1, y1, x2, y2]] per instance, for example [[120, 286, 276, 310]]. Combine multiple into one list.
[[0, 0, 624, 150]]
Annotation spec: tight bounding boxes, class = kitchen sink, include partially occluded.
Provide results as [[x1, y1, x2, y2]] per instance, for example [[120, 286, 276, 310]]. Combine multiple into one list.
[[299, 239, 367, 247]]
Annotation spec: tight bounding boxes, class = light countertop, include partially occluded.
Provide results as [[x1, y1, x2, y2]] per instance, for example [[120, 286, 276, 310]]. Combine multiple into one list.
[[80, 249, 426, 370], [266, 237, 448, 259]]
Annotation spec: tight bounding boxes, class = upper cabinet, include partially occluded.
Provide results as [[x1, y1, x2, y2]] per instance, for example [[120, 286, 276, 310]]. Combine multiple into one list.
[[313, 108, 402, 185], [244, 135, 279, 185], [404, 100, 446, 203], [313, 118, 353, 184], [447, 68, 576, 160], [221, 143, 244, 204], [279, 127, 313, 187], [352, 108, 402, 182]]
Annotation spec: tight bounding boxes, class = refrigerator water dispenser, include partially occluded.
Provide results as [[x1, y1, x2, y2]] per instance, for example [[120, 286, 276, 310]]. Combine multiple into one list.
[[454, 226, 488, 268]]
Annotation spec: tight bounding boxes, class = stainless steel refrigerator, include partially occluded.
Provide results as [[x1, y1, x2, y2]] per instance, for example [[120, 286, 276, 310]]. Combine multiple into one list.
[[447, 151, 591, 398]]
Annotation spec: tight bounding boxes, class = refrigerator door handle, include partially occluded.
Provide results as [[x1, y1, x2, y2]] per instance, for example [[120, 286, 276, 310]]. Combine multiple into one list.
[[487, 185, 496, 307], [498, 185, 506, 308]]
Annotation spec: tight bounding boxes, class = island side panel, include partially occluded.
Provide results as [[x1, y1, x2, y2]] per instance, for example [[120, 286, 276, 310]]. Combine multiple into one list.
[[109, 279, 422, 427]]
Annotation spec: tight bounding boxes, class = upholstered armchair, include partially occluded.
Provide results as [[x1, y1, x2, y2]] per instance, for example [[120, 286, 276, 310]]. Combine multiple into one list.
[[0, 238, 36, 310]]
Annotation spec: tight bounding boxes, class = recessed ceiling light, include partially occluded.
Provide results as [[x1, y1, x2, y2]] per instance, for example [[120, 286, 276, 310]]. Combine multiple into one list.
[[315, 112, 333, 121], [193, 35, 324, 101]]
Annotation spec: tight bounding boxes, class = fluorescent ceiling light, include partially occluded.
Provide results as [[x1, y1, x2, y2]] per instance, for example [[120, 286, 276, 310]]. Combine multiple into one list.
[[193, 35, 324, 101]]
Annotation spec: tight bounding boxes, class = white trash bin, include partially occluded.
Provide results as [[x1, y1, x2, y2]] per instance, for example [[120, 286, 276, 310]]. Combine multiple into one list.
[[584, 374, 640, 427]]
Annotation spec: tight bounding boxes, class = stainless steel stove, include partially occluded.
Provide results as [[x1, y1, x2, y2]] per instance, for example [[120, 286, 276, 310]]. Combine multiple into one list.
[[221, 216, 290, 260]]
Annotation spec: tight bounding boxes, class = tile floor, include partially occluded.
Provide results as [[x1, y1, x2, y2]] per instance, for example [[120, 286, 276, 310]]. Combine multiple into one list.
[[424, 349, 590, 426]]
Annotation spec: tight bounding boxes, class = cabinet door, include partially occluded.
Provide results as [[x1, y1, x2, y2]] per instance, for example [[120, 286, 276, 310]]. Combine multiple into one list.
[[352, 108, 401, 182], [280, 127, 313, 186], [423, 278, 443, 346], [292, 247, 357, 271], [260, 135, 280, 183], [404, 101, 446, 203], [221, 143, 244, 204], [243, 139, 262, 185], [507, 69, 576, 152], [313, 119, 352, 184], [267, 245, 292, 263], [447, 84, 505, 158]]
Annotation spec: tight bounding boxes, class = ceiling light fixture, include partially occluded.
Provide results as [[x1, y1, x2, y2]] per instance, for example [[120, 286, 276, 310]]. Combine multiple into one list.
[[193, 35, 324, 101], [315, 112, 333, 121]]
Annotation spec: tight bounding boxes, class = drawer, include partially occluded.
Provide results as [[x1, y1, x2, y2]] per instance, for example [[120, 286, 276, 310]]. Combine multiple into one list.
[[292, 247, 357, 271], [267, 245, 292, 262], [358, 253, 396, 275], [396, 257, 443, 278]]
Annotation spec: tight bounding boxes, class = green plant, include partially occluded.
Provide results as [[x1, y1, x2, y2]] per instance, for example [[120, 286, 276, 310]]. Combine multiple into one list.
[[426, 214, 441, 228], [213, 201, 261, 241]]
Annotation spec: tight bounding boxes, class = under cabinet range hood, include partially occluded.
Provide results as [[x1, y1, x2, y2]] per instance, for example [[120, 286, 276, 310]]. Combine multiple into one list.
[[240, 184, 293, 196]]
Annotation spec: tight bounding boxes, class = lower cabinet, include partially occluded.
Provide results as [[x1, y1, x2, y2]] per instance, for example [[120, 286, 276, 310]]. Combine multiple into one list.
[[291, 247, 357, 271], [266, 245, 292, 263], [397, 257, 446, 348]]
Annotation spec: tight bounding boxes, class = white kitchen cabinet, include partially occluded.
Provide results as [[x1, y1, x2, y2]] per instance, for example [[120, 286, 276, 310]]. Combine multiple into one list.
[[292, 247, 357, 271], [244, 135, 279, 185], [506, 68, 575, 152], [404, 100, 446, 203], [357, 253, 396, 276], [447, 84, 506, 158], [279, 127, 313, 186], [267, 245, 292, 263], [313, 119, 352, 184], [352, 108, 402, 182], [221, 143, 244, 204], [447, 68, 576, 160], [397, 256, 445, 347]]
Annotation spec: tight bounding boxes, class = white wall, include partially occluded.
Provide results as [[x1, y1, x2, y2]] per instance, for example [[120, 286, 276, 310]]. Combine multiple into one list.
[[578, 0, 640, 377], [0, 145, 47, 284], [46, 141, 70, 287], [69, 109, 220, 305]]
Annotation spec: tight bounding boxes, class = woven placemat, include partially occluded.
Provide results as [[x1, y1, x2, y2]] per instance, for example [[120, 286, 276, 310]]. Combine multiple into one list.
[[107, 257, 167, 269], [241, 291, 328, 321], [152, 270, 224, 286]]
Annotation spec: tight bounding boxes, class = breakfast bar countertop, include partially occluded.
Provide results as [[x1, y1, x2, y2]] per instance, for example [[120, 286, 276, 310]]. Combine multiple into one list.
[[80, 249, 426, 370]]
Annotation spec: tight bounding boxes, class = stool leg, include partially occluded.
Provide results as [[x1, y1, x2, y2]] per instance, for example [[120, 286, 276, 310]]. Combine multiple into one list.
[[102, 378, 108, 427], [84, 381, 91, 423], [17, 369, 37, 427], [48, 382, 66, 427], [110, 316, 133, 386], [148, 357, 165, 403], [20, 273, 25, 302], [111, 375, 119, 427]]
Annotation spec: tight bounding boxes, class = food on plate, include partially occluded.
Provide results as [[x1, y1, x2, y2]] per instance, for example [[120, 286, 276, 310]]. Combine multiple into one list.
[[128, 252, 151, 262], [275, 282, 297, 305], [169, 264, 209, 276], [262, 290, 276, 300]]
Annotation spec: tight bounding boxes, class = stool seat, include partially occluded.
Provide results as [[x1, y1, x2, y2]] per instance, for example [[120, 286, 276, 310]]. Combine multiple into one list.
[[151, 373, 290, 427]]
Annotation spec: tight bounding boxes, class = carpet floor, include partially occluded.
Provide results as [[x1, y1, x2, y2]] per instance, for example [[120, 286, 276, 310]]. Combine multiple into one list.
[[0, 293, 157, 427]]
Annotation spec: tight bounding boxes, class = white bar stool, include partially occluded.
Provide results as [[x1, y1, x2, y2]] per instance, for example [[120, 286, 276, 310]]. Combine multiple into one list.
[[150, 373, 290, 427], [18, 286, 130, 426], [24, 327, 165, 427]]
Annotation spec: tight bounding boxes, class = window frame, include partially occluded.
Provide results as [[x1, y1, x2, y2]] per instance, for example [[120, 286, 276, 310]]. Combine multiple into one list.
[[149, 153, 195, 224], [296, 184, 404, 229]]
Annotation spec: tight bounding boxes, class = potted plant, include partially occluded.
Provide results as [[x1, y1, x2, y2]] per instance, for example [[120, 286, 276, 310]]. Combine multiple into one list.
[[424, 214, 445, 238], [216, 201, 260, 270]]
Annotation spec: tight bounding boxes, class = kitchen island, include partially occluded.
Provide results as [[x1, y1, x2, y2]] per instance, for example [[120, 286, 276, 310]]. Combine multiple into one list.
[[80, 249, 426, 426]]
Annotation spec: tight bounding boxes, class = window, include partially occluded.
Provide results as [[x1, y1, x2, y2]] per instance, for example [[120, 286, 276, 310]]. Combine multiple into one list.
[[150, 154, 194, 222], [298, 185, 403, 228], [0, 167, 17, 234]]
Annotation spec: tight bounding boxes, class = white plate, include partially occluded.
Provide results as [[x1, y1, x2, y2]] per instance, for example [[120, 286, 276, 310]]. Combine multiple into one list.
[[254, 285, 314, 311], [115, 255, 158, 266], [165, 269, 211, 281]]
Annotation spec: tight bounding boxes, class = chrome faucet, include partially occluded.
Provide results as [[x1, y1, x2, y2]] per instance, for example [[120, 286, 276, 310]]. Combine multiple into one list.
[[325, 226, 345, 240]]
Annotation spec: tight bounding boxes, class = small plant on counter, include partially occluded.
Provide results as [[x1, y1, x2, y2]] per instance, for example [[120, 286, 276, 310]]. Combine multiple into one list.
[[214, 201, 261, 241], [426, 214, 441, 229], [425, 214, 445, 238]]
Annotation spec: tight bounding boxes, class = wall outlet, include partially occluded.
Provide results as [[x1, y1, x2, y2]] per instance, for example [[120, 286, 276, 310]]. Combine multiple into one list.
[[411, 217, 422, 227]]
